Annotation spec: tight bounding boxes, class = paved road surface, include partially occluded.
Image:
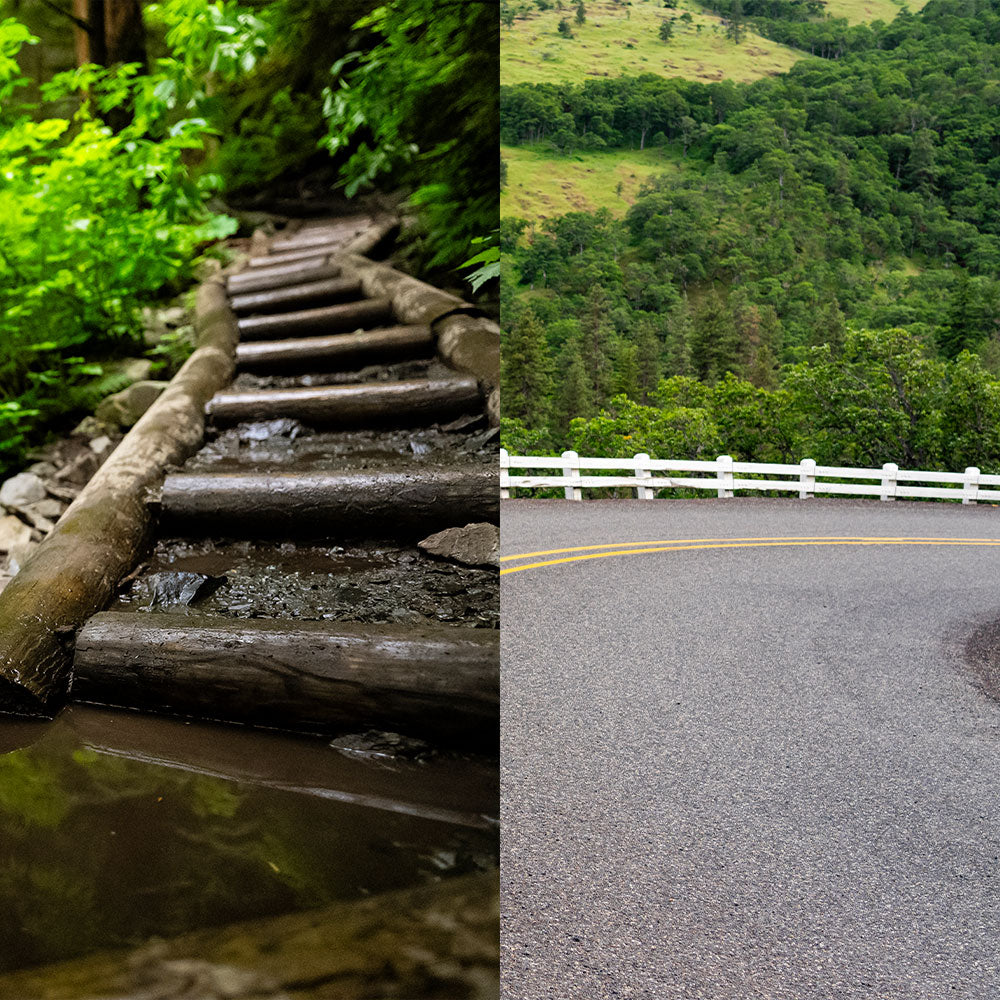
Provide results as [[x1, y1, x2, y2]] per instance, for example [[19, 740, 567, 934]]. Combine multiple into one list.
[[501, 499, 1000, 999]]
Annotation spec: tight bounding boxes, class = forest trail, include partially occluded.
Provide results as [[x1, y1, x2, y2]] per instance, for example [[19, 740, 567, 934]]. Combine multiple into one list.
[[69, 211, 501, 743]]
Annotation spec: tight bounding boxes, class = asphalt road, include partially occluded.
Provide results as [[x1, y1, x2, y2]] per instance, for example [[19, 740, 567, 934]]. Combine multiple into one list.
[[501, 499, 1000, 999]]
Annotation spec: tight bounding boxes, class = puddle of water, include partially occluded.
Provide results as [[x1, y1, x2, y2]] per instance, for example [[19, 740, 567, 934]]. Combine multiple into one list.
[[0, 706, 497, 975]]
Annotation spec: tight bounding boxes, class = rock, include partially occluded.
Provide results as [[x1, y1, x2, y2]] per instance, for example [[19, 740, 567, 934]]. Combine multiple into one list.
[[72, 415, 114, 438], [26, 499, 64, 520], [26, 461, 57, 479], [418, 522, 500, 569], [90, 435, 113, 457], [487, 388, 499, 427], [55, 449, 100, 486], [0, 515, 32, 553], [7, 540, 37, 574], [19, 507, 55, 533], [142, 572, 227, 609], [0, 472, 47, 510], [95, 380, 169, 429]]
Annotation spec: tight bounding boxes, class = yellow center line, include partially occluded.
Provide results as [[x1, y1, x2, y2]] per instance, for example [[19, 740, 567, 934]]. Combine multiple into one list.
[[499, 538, 1000, 575]]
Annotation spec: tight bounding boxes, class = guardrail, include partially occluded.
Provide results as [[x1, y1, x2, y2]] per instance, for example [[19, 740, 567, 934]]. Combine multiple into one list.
[[500, 450, 1000, 504]]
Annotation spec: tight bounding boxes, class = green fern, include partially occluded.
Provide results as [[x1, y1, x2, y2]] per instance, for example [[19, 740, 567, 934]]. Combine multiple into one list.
[[68, 370, 136, 413]]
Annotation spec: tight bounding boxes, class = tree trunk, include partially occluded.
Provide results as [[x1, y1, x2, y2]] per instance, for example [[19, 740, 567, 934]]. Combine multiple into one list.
[[159, 467, 499, 535], [0, 872, 499, 1000], [73, 613, 499, 744], [228, 276, 363, 315], [235, 325, 434, 371], [207, 377, 482, 427], [236, 298, 395, 340]]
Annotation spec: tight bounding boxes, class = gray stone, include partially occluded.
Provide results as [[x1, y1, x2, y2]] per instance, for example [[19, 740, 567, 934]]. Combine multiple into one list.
[[7, 539, 37, 574], [95, 380, 169, 429], [19, 506, 55, 533], [0, 472, 47, 509], [0, 515, 32, 553], [26, 461, 58, 479], [487, 388, 499, 428], [90, 434, 113, 456], [27, 498, 64, 520], [72, 415, 113, 438], [418, 522, 500, 568]]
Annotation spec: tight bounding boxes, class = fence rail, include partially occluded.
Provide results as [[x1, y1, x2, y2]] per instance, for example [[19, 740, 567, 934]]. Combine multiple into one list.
[[500, 450, 1000, 504]]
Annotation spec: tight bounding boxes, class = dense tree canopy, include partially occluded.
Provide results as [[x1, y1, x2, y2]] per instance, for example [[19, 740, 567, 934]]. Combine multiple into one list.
[[501, 0, 1000, 475]]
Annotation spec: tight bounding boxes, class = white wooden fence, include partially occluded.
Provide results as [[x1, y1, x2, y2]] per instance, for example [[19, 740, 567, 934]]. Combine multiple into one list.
[[500, 450, 1000, 504]]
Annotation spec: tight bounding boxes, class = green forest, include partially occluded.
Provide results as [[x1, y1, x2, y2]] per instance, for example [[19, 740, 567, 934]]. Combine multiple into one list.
[[500, 0, 1000, 474], [0, 0, 497, 476]]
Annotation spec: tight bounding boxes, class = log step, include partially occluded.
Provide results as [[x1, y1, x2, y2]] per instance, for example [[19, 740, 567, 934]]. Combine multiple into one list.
[[229, 275, 363, 316], [228, 260, 340, 296], [160, 467, 498, 535], [73, 612, 499, 743], [208, 376, 481, 426], [235, 325, 434, 371], [247, 246, 337, 268], [237, 298, 395, 340]]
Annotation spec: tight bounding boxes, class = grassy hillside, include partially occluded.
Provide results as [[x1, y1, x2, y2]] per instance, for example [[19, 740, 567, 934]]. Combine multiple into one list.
[[823, 0, 927, 23], [501, 144, 696, 221], [501, 0, 803, 87]]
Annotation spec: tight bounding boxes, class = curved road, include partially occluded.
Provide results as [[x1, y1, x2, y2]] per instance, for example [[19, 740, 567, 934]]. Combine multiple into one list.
[[501, 499, 1000, 999]]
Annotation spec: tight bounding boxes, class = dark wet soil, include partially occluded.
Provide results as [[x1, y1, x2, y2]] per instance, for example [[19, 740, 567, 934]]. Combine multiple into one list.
[[189, 417, 498, 472], [0, 706, 498, 975], [113, 537, 499, 628], [232, 357, 453, 389]]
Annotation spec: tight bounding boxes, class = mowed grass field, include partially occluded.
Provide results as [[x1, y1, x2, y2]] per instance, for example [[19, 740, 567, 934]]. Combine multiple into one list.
[[501, 0, 803, 87], [501, 143, 690, 221]]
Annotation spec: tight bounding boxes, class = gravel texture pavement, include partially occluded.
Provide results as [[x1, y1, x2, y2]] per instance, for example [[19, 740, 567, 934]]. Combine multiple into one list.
[[501, 499, 1000, 999]]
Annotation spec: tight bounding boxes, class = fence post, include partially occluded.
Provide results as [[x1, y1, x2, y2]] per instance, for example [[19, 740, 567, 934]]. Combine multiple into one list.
[[500, 448, 510, 500], [799, 458, 816, 499], [562, 450, 582, 501], [716, 454, 734, 498], [963, 466, 980, 505], [634, 453, 653, 500], [880, 462, 897, 502]]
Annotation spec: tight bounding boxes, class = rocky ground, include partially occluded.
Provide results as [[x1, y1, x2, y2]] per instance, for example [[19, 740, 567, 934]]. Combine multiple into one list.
[[0, 300, 198, 593]]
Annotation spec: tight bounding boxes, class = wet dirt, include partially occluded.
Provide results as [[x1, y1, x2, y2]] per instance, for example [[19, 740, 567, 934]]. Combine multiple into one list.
[[187, 418, 498, 472], [0, 705, 498, 975], [232, 357, 453, 389], [113, 537, 499, 628]]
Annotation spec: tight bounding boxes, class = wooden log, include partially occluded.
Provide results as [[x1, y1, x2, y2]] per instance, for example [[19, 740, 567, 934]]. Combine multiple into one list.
[[0, 872, 499, 1000], [229, 276, 363, 316], [160, 467, 499, 534], [73, 613, 499, 743], [208, 377, 481, 426], [237, 297, 394, 340], [247, 246, 337, 268], [67, 704, 498, 829], [227, 260, 340, 295], [0, 281, 239, 717], [339, 253, 468, 325], [235, 324, 433, 371]]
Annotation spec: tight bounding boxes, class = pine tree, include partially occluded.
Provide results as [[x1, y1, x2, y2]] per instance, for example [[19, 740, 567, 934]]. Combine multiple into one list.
[[636, 320, 664, 401], [690, 289, 740, 382], [612, 339, 641, 400], [500, 308, 553, 428], [575, 1, 586, 24], [580, 285, 615, 407], [553, 334, 594, 439]]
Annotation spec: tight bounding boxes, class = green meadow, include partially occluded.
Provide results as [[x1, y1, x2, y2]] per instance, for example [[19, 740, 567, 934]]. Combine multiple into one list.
[[501, 0, 803, 88], [501, 143, 694, 221]]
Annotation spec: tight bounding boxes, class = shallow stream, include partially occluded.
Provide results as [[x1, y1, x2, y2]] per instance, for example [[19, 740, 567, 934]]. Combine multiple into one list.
[[0, 706, 498, 975]]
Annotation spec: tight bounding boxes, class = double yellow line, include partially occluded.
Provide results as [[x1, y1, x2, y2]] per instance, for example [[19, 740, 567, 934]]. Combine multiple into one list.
[[499, 536, 1000, 576]]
